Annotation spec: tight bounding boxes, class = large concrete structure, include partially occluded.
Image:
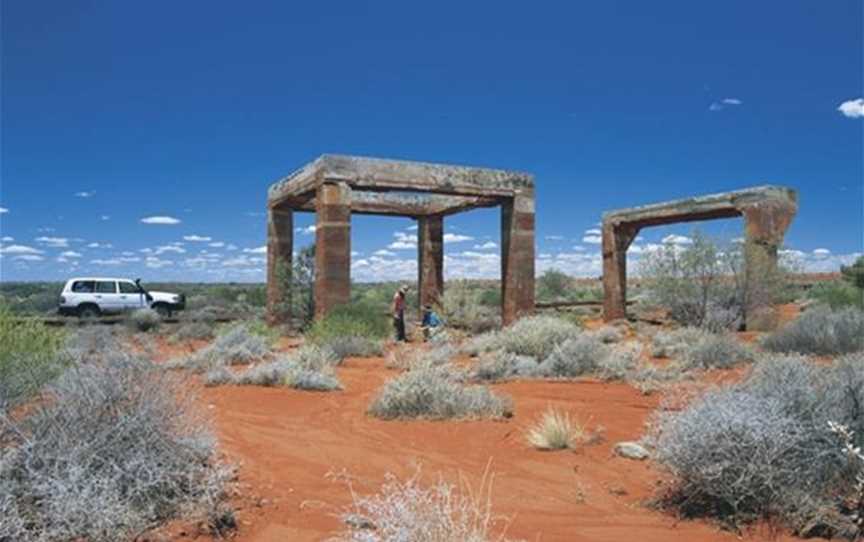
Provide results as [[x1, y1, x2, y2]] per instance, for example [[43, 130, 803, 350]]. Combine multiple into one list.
[[266, 154, 536, 325], [601, 185, 797, 330]]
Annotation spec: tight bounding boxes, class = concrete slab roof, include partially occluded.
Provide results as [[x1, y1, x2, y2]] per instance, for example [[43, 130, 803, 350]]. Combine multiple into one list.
[[268, 154, 534, 207], [602, 185, 797, 228]]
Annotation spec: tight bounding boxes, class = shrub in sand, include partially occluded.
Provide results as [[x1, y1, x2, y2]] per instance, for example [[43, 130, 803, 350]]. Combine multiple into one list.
[[0, 354, 231, 542], [324, 335, 384, 359], [206, 344, 342, 391], [127, 307, 161, 332], [761, 306, 864, 356], [171, 320, 215, 342], [651, 328, 754, 370], [0, 306, 66, 409], [385, 345, 455, 371], [526, 408, 585, 450], [465, 315, 581, 360], [166, 322, 271, 372], [337, 465, 512, 542], [649, 354, 864, 537], [369, 365, 512, 420]]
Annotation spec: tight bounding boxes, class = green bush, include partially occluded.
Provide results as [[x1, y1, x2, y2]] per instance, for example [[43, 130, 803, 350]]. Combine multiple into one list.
[[307, 303, 390, 344], [0, 306, 66, 407], [761, 306, 864, 355], [809, 281, 864, 309]]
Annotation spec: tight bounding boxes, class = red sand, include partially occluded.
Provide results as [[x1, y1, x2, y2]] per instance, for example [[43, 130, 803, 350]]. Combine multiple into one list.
[[151, 339, 810, 542]]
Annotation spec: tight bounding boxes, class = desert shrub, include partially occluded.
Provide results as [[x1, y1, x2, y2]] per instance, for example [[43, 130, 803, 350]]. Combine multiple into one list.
[[0, 355, 230, 542], [467, 315, 581, 360], [324, 335, 384, 359], [761, 306, 864, 355], [0, 307, 66, 408], [172, 320, 215, 342], [589, 326, 623, 344], [651, 328, 711, 358], [284, 368, 342, 391], [809, 281, 864, 309], [536, 334, 607, 378], [307, 303, 389, 346], [526, 408, 584, 450], [440, 280, 501, 334], [680, 333, 754, 370], [369, 365, 512, 420], [337, 466, 512, 542], [594, 348, 640, 381], [386, 345, 454, 371], [216, 345, 342, 391], [841, 256, 864, 290], [650, 354, 863, 536], [127, 307, 161, 332], [474, 352, 540, 381], [166, 322, 271, 372], [536, 268, 572, 301]]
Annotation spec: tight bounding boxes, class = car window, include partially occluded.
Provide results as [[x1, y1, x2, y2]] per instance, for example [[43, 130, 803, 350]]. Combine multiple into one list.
[[95, 281, 117, 294], [119, 281, 139, 294], [71, 280, 96, 293]]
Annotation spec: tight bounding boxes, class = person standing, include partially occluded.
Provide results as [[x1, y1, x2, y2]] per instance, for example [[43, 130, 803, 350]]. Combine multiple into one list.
[[392, 285, 408, 342]]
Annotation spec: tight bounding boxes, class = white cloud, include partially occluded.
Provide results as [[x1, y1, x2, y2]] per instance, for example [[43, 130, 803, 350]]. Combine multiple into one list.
[[296, 225, 316, 235], [243, 246, 267, 254], [92, 258, 123, 265], [722, 98, 742, 105], [406, 224, 418, 231], [140, 215, 181, 225], [709, 98, 741, 111], [222, 255, 265, 267], [0, 207, 8, 214], [1, 236, 13, 242], [662, 234, 693, 245], [812, 248, 831, 258], [60, 251, 82, 258], [35, 236, 69, 248], [154, 245, 186, 255], [14, 254, 44, 262], [0, 244, 43, 255], [208, 241, 225, 248], [87, 242, 113, 249], [582, 235, 602, 244], [544, 235, 565, 241], [100, 215, 110, 221], [388, 231, 418, 250], [374, 249, 397, 257], [183, 235, 212, 242], [145, 256, 174, 269], [473, 241, 497, 250], [838, 98, 864, 119], [584, 228, 601, 235], [572, 245, 586, 251], [443, 233, 474, 243], [75, 191, 94, 198]]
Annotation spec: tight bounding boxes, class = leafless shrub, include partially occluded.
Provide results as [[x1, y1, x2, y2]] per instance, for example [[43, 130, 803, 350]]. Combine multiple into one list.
[[0, 355, 231, 542], [369, 365, 512, 420], [649, 354, 863, 536], [335, 463, 514, 542], [761, 306, 864, 355]]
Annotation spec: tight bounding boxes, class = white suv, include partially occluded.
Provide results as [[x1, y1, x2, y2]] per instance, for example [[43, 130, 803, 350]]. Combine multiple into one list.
[[58, 277, 185, 318]]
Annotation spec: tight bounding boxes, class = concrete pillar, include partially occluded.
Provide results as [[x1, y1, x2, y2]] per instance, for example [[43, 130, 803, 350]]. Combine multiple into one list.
[[314, 182, 352, 320], [266, 206, 293, 325], [739, 198, 797, 330], [417, 214, 444, 313], [602, 222, 639, 322], [501, 188, 535, 325]]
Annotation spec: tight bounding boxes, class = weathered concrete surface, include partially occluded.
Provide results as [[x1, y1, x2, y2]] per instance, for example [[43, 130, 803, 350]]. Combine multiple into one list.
[[501, 188, 536, 325], [601, 185, 798, 329], [268, 154, 532, 203], [266, 207, 292, 325], [417, 215, 444, 311], [267, 154, 536, 325], [314, 182, 352, 320]]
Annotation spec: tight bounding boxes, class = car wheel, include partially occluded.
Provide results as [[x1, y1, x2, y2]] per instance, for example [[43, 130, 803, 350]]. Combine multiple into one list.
[[78, 304, 100, 319]]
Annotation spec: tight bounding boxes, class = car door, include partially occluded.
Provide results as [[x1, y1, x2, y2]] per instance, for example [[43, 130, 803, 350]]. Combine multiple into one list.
[[93, 280, 121, 313], [118, 280, 145, 311]]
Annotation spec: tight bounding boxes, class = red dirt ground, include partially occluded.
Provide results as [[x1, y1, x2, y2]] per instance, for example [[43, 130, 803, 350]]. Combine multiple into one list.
[[150, 336, 814, 542]]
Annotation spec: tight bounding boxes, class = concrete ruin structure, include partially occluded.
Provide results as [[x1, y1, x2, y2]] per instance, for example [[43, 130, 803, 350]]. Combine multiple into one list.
[[601, 185, 798, 330], [266, 154, 536, 325]]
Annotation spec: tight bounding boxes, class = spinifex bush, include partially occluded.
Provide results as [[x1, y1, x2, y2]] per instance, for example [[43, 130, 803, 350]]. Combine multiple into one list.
[[761, 306, 864, 355], [369, 365, 512, 420], [0, 354, 230, 542], [526, 408, 585, 450], [0, 306, 66, 409], [650, 354, 864, 537]]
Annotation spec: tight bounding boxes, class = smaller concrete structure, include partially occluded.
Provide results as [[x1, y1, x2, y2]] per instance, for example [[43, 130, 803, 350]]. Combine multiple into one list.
[[267, 155, 536, 325], [601, 185, 798, 330]]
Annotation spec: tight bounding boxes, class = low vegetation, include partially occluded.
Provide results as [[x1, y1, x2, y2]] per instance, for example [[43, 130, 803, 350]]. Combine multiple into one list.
[[306, 303, 388, 355], [652, 328, 754, 370], [0, 353, 231, 542], [650, 354, 864, 538], [166, 322, 272, 372], [761, 306, 864, 355], [440, 280, 501, 334], [465, 315, 581, 360], [205, 344, 343, 391], [0, 306, 66, 409], [369, 364, 512, 420], [337, 465, 512, 542], [526, 408, 585, 450], [127, 307, 161, 332]]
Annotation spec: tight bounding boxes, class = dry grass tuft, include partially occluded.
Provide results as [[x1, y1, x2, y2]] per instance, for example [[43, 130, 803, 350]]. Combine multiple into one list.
[[526, 408, 585, 450]]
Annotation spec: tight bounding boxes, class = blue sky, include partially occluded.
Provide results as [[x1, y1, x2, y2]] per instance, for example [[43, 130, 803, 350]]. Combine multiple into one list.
[[1, 0, 862, 282]]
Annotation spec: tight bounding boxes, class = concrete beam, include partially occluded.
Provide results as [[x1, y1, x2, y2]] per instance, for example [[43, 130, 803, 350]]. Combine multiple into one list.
[[283, 191, 500, 217]]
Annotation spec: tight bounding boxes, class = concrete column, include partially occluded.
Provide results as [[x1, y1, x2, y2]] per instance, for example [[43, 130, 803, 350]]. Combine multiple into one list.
[[314, 182, 352, 320], [739, 198, 797, 330], [501, 188, 535, 325], [266, 206, 293, 325], [417, 215, 444, 313], [602, 222, 639, 322]]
